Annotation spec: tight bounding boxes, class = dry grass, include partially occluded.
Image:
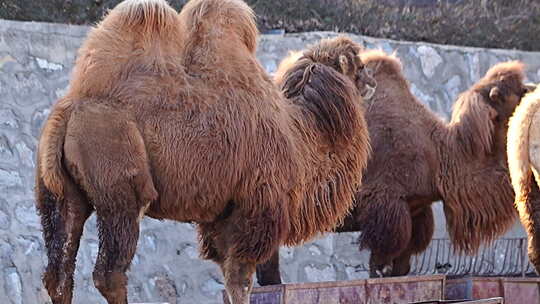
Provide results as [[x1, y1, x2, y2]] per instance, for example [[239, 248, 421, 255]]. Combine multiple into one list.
[[1, 0, 539, 51]]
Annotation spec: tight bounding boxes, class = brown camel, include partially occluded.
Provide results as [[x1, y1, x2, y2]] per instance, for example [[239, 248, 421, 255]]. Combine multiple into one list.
[[34, 0, 371, 303], [507, 84, 540, 275], [257, 49, 529, 285]]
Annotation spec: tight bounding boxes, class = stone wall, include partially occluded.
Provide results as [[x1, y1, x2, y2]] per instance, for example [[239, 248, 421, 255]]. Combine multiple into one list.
[[0, 19, 538, 304]]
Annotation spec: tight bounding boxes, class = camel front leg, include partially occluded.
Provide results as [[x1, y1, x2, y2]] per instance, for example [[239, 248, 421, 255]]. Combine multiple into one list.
[[222, 256, 256, 304], [519, 177, 540, 273], [256, 250, 282, 286]]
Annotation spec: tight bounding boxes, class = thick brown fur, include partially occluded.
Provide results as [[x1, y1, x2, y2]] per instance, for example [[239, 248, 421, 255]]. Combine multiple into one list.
[[507, 85, 540, 273], [257, 49, 526, 284], [35, 0, 370, 303]]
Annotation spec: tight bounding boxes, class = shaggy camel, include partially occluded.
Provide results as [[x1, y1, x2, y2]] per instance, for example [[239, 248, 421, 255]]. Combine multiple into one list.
[[257, 49, 529, 284], [507, 84, 540, 274], [34, 0, 371, 303]]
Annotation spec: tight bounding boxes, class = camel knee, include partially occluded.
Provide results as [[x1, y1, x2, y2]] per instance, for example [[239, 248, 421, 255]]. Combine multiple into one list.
[[93, 271, 127, 297]]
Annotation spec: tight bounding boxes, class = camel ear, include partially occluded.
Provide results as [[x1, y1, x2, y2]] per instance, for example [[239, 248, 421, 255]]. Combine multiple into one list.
[[339, 55, 349, 75], [489, 86, 502, 102]]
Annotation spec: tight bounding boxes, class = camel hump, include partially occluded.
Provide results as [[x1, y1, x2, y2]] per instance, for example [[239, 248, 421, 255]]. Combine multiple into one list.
[[179, 0, 258, 52], [107, 0, 179, 36], [508, 86, 540, 203]]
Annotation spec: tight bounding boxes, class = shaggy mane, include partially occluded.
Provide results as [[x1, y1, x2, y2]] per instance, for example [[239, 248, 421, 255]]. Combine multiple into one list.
[[440, 61, 526, 254], [281, 60, 363, 147], [279, 46, 370, 245]]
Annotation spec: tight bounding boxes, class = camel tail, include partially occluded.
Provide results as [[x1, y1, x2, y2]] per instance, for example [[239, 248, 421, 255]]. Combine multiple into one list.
[[37, 99, 74, 199], [107, 0, 179, 37], [508, 87, 540, 220]]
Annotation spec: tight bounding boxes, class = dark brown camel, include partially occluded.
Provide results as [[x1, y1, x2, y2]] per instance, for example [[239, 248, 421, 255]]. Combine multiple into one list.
[[257, 49, 529, 285], [507, 84, 540, 275], [34, 0, 371, 303]]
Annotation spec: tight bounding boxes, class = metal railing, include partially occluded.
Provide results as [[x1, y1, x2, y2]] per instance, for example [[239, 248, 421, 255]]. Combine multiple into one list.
[[408, 238, 538, 277]]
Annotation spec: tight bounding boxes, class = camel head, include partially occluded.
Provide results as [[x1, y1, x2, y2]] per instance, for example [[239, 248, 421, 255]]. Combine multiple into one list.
[[275, 37, 377, 101], [451, 61, 528, 156]]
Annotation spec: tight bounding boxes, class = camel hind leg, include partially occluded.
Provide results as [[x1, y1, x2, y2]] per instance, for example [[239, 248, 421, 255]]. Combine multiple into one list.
[[91, 187, 145, 304], [391, 206, 435, 276], [255, 250, 282, 286], [36, 177, 92, 304], [525, 114, 540, 273]]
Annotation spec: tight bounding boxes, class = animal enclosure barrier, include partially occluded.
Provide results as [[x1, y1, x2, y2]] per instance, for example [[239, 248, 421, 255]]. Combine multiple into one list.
[[222, 275, 445, 304], [445, 277, 540, 304], [350, 238, 537, 277]]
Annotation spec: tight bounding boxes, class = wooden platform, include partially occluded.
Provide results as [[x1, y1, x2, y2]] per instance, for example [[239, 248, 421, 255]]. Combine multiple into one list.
[[446, 277, 540, 304], [223, 275, 445, 304]]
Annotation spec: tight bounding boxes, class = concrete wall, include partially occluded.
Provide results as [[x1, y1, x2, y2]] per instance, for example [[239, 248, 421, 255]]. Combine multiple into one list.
[[0, 19, 538, 303]]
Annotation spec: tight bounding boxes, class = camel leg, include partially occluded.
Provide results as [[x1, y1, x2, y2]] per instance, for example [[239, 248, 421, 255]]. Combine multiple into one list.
[[221, 256, 256, 304], [92, 206, 141, 304], [256, 250, 282, 286], [521, 177, 540, 273], [391, 206, 434, 276], [36, 179, 91, 304]]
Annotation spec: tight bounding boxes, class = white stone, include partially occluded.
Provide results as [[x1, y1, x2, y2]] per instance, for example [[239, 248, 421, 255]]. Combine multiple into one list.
[[308, 245, 321, 256], [304, 264, 336, 282], [200, 278, 224, 296], [36, 57, 63, 71], [468, 53, 481, 81], [410, 84, 432, 107], [417, 45, 443, 78], [313, 235, 333, 254], [0, 109, 19, 129], [55, 86, 69, 98], [144, 235, 157, 251], [0, 169, 23, 188], [264, 60, 278, 74], [0, 55, 16, 69], [184, 245, 199, 259], [0, 209, 9, 230], [279, 246, 294, 261], [445, 75, 462, 101], [345, 266, 369, 280], [15, 142, 35, 168], [14, 204, 40, 230], [5, 268, 23, 304], [16, 236, 39, 255]]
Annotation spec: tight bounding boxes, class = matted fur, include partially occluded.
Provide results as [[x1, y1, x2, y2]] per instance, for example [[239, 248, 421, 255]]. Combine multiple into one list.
[[35, 0, 369, 302], [507, 86, 540, 271], [257, 50, 526, 284], [359, 52, 522, 256]]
